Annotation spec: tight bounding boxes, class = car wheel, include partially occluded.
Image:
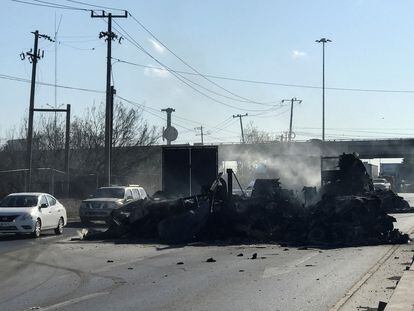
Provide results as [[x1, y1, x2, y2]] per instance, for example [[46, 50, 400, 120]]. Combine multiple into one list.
[[32, 219, 41, 238], [55, 218, 64, 235]]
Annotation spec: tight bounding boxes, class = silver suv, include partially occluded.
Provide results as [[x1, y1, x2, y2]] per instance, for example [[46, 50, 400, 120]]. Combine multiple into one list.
[[79, 186, 147, 223]]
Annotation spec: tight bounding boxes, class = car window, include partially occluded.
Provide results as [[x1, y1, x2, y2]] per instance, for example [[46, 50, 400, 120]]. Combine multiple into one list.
[[39, 195, 49, 207], [0, 195, 38, 207], [94, 188, 125, 199], [125, 189, 133, 199], [139, 188, 147, 199], [132, 189, 140, 200], [47, 195, 57, 206]]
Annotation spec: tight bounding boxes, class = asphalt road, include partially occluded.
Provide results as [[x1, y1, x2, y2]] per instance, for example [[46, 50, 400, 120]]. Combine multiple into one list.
[[399, 192, 414, 207], [1, 215, 414, 311]]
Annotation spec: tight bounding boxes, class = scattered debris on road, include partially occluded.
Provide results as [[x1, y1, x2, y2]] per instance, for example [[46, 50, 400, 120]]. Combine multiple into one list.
[[84, 153, 410, 247], [206, 257, 216, 263]]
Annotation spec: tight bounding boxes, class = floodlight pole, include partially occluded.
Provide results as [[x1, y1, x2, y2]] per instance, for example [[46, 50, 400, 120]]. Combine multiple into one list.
[[316, 37, 331, 141]]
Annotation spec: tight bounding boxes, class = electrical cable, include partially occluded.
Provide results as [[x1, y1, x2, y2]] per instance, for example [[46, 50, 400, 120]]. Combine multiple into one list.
[[128, 12, 279, 106], [11, 0, 89, 10], [113, 59, 414, 95], [113, 21, 278, 113], [0, 73, 104, 93], [13, 1, 414, 95], [64, 0, 124, 12]]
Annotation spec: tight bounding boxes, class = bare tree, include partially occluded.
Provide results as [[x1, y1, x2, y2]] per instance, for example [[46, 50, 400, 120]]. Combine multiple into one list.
[[0, 101, 160, 175], [244, 121, 276, 144]]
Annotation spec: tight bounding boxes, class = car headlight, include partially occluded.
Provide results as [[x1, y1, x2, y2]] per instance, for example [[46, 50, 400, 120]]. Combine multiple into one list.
[[19, 213, 33, 221]]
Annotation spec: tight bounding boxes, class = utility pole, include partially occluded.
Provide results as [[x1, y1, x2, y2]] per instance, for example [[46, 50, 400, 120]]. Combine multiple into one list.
[[233, 113, 248, 143], [195, 126, 210, 145], [92, 10, 128, 186], [161, 108, 176, 145], [316, 37, 332, 141], [281, 98, 302, 141], [110, 86, 116, 167], [21, 30, 54, 191]]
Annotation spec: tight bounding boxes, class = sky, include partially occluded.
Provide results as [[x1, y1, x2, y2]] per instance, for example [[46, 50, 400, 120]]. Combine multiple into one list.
[[2, 0, 414, 145]]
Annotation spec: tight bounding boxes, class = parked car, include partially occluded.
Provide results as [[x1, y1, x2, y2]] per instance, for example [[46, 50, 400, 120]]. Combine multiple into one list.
[[373, 178, 391, 191], [0, 192, 67, 238], [79, 185, 148, 223]]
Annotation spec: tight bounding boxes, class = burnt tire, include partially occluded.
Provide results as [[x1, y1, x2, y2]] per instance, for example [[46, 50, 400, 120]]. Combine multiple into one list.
[[54, 218, 64, 235], [32, 219, 41, 238]]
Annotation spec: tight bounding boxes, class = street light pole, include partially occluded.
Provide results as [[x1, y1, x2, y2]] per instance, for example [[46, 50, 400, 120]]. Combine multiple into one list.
[[316, 37, 331, 141]]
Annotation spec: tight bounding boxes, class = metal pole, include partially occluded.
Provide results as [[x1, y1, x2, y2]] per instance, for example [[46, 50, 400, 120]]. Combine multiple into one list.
[[91, 10, 127, 185], [26, 30, 39, 192], [240, 116, 245, 143], [289, 98, 294, 141], [322, 41, 325, 141], [226, 168, 233, 202], [104, 13, 112, 186], [233, 114, 248, 143], [64, 104, 71, 197], [316, 38, 331, 141], [110, 86, 116, 172], [200, 126, 204, 145]]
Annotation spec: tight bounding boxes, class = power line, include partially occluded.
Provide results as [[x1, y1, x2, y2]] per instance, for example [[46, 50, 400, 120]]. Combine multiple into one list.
[[112, 21, 277, 113], [15, 1, 414, 95], [115, 94, 240, 136], [128, 12, 279, 106], [0, 73, 104, 93], [11, 0, 88, 10], [64, 0, 124, 12], [0, 72, 240, 135], [58, 41, 105, 50], [116, 95, 195, 132], [113, 58, 414, 95], [14, 1, 414, 95], [113, 58, 278, 105]]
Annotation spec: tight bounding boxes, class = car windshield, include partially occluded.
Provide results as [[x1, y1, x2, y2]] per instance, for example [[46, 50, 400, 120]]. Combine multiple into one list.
[[0, 195, 38, 207], [93, 188, 125, 199], [374, 179, 387, 183]]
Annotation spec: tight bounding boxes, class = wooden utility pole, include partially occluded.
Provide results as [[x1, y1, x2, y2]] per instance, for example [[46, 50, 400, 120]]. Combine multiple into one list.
[[195, 126, 210, 145], [91, 10, 128, 186], [233, 113, 248, 143], [22, 30, 54, 191], [281, 98, 302, 141]]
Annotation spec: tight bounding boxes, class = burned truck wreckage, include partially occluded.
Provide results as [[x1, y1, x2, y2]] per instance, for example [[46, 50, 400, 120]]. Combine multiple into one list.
[[86, 153, 410, 246]]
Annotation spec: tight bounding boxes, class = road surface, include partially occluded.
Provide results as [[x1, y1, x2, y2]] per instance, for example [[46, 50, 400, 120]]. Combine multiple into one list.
[[0, 215, 414, 311]]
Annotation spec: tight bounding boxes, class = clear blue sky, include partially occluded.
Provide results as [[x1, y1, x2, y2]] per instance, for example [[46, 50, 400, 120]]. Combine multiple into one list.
[[2, 0, 414, 144]]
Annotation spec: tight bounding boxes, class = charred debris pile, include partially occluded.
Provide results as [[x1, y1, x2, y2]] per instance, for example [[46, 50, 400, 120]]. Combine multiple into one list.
[[86, 154, 410, 246]]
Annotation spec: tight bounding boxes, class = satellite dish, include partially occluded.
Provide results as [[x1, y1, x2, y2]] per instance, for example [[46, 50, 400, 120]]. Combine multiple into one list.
[[163, 126, 178, 142]]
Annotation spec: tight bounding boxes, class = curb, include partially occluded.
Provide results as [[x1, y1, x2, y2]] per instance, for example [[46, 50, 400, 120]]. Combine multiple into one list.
[[384, 266, 414, 310]]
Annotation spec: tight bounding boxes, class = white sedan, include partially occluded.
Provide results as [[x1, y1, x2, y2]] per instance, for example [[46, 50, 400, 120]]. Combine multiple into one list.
[[0, 193, 67, 238]]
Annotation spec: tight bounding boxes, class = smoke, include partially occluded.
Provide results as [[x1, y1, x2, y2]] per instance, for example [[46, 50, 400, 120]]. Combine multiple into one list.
[[219, 143, 324, 191]]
